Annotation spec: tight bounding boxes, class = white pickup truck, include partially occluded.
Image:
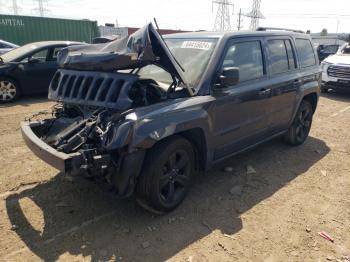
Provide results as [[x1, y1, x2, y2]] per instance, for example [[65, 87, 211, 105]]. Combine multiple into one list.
[[321, 43, 350, 93]]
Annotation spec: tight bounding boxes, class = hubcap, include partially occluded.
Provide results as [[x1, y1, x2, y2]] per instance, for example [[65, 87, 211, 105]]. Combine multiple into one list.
[[0, 80, 16, 101], [296, 106, 311, 140], [159, 150, 190, 204]]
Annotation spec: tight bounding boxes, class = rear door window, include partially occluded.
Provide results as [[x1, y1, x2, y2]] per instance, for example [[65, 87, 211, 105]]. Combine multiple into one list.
[[222, 41, 264, 83], [267, 39, 296, 75], [50, 47, 65, 61], [267, 40, 289, 75], [295, 39, 316, 68], [285, 40, 296, 69]]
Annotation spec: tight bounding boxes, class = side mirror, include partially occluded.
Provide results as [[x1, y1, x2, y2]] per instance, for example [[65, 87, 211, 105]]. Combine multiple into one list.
[[217, 67, 239, 88]]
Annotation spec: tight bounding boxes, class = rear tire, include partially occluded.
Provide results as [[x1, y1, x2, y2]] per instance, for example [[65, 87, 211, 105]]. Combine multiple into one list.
[[284, 100, 313, 146], [0, 77, 20, 103], [136, 136, 195, 213]]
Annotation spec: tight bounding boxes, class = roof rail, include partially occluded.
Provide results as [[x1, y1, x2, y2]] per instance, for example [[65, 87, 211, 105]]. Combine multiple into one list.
[[257, 27, 305, 34]]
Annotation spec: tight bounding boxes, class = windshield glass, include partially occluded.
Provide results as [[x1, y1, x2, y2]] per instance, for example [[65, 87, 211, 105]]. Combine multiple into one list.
[[0, 43, 42, 62], [323, 45, 339, 53], [137, 38, 218, 87]]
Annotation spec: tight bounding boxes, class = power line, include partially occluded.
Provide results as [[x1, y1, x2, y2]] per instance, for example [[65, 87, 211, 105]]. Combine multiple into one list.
[[266, 13, 350, 17], [212, 0, 234, 31]]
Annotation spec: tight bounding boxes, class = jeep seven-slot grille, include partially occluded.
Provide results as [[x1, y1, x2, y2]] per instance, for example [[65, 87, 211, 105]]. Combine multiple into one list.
[[327, 65, 350, 79], [48, 69, 139, 110]]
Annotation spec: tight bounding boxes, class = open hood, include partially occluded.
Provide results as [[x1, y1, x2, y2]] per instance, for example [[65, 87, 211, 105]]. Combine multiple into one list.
[[57, 23, 192, 94]]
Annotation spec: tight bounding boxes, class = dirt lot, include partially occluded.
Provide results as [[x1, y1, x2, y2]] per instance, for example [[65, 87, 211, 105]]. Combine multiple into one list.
[[0, 93, 349, 262]]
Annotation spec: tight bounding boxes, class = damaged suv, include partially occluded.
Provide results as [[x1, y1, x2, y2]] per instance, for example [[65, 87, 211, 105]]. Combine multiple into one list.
[[21, 24, 320, 213]]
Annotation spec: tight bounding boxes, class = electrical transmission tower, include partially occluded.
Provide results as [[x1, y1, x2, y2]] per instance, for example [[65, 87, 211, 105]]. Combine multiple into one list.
[[10, 0, 20, 15], [246, 0, 264, 30], [212, 0, 234, 31], [32, 0, 50, 17]]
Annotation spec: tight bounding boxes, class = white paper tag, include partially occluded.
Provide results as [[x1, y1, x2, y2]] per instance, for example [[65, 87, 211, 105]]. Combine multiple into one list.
[[181, 41, 212, 50]]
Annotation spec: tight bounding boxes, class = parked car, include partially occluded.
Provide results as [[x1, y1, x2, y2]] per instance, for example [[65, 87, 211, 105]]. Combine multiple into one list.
[[92, 35, 119, 44], [0, 39, 19, 55], [21, 24, 320, 213], [0, 41, 85, 103], [321, 42, 350, 93], [317, 44, 340, 62]]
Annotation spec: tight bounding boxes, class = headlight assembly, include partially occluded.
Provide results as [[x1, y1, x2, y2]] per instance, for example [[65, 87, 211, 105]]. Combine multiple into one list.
[[321, 62, 331, 72]]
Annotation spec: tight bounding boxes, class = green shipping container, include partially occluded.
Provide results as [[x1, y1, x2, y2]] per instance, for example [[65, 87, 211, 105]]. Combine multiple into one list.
[[0, 14, 100, 45]]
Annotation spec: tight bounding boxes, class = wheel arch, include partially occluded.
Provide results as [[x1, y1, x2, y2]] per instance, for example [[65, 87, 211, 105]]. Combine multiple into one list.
[[302, 92, 318, 113], [141, 127, 209, 173], [176, 128, 208, 172]]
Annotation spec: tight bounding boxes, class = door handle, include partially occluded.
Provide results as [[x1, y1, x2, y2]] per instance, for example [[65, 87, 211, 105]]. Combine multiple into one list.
[[259, 88, 271, 96]]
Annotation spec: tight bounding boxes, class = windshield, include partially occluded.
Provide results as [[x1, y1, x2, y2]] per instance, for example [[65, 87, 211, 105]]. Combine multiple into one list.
[[0, 43, 42, 62], [137, 38, 218, 87], [322, 45, 339, 53]]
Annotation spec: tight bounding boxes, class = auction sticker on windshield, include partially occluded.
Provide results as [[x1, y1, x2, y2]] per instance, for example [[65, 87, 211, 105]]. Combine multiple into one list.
[[181, 41, 213, 50]]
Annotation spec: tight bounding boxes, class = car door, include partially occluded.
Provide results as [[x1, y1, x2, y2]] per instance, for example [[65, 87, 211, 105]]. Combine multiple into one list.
[[211, 38, 274, 160], [264, 37, 300, 132], [18, 46, 62, 94]]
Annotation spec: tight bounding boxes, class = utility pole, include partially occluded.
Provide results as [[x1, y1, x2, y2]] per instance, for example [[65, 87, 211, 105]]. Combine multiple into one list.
[[237, 8, 243, 31], [246, 0, 264, 30], [10, 0, 20, 15], [212, 0, 234, 32], [32, 0, 50, 17]]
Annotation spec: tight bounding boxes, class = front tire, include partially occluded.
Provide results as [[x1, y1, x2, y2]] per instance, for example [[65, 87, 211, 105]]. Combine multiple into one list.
[[136, 136, 195, 213], [284, 100, 313, 146], [0, 77, 20, 103]]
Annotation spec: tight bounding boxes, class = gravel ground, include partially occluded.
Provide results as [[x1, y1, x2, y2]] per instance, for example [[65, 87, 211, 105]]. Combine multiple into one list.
[[0, 93, 349, 262]]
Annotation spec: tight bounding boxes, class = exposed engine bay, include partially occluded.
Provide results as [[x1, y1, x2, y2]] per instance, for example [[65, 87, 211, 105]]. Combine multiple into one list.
[[28, 101, 146, 196], [42, 67, 188, 154]]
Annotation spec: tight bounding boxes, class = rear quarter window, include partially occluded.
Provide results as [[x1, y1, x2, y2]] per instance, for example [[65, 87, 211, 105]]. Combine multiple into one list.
[[295, 39, 316, 68]]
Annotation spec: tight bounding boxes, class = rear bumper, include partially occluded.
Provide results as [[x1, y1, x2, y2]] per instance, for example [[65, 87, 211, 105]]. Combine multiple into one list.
[[21, 121, 84, 173]]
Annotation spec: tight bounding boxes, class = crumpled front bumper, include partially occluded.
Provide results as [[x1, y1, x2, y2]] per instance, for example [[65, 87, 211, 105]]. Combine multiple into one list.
[[21, 121, 84, 173]]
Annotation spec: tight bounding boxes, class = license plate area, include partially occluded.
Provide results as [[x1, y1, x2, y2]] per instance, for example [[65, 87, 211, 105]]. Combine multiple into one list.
[[338, 79, 350, 85]]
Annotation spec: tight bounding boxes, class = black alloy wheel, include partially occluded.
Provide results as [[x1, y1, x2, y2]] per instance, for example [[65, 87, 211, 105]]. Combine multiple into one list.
[[136, 136, 195, 213], [159, 149, 191, 205], [285, 100, 313, 145]]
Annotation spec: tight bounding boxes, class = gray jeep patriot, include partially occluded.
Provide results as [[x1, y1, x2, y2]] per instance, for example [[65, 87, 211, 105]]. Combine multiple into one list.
[[21, 24, 321, 213]]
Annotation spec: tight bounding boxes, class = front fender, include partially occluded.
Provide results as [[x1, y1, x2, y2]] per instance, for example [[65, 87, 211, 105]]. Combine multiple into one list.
[[102, 96, 215, 152], [130, 106, 211, 150]]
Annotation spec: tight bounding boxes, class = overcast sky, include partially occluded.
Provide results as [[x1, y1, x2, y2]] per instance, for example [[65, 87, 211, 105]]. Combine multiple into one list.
[[1, 0, 349, 33]]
